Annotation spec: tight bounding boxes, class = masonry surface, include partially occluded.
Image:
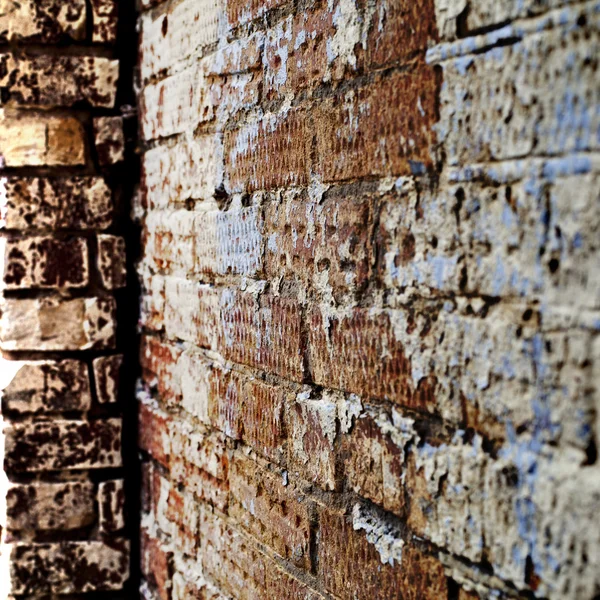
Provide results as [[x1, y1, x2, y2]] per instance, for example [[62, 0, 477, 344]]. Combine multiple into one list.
[[2, 0, 600, 598]]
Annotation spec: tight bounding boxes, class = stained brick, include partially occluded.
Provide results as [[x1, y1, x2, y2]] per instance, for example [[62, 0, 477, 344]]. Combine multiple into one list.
[[0, 237, 88, 290], [138, 397, 171, 469], [91, 0, 118, 43], [2, 419, 122, 472], [0, 55, 119, 107], [0, 0, 87, 43], [94, 117, 125, 165], [0, 177, 113, 231], [97, 235, 127, 289], [141, 528, 173, 600], [0, 359, 91, 414], [140, 335, 183, 406], [227, 0, 286, 29], [93, 355, 123, 404], [99, 479, 125, 532], [8, 540, 129, 595], [4, 481, 95, 531], [0, 296, 116, 351]]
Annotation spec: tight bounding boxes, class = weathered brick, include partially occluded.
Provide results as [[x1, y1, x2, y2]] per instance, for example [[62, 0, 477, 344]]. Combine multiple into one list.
[[140, 272, 166, 331], [139, 0, 220, 80], [140, 336, 183, 406], [138, 396, 171, 468], [141, 528, 173, 600], [227, 0, 286, 29], [0, 177, 113, 231], [2, 418, 122, 472], [97, 234, 127, 289], [265, 193, 373, 296], [0, 359, 91, 414], [229, 453, 312, 569], [432, 9, 599, 164], [94, 116, 125, 165], [219, 290, 304, 381], [0, 0, 87, 43], [225, 109, 311, 193], [99, 479, 125, 532], [93, 354, 123, 404], [0, 296, 116, 351], [142, 135, 221, 209], [90, 0, 118, 43], [4, 481, 95, 531], [0, 55, 119, 107], [319, 505, 448, 600], [315, 66, 439, 182], [0, 236, 88, 289], [0, 113, 86, 167], [9, 540, 129, 595]]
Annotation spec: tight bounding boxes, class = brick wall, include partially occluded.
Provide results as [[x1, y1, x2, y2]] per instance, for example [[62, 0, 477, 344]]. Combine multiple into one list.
[[0, 0, 133, 597], [135, 0, 600, 598]]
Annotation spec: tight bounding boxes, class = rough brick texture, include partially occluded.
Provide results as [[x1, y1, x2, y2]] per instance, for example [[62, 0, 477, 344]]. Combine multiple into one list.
[[134, 0, 600, 599], [0, 0, 131, 596]]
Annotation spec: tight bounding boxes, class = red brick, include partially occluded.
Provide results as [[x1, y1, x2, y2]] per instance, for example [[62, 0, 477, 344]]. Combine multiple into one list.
[[315, 66, 439, 182], [209, 368, 286, 462], [0, 237, 88, 290], [264, 193, 374, 297], [2, 418, 122, 472], [138, 398, 171, 468], [227, 0, 286, 29], [229, 453, 312, 569], [219, 290, 304, 382], [318, 507, 447, 600], [362, 0, 438, 69], [140, 336, 183, 406], [225, 109, 311, 193], [308, 307, 440, 410], [141, 528, 173, 600]]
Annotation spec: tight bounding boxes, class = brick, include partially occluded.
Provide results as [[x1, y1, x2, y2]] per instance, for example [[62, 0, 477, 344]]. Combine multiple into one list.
[[99, 479, 125, 532], [433, 10, 600, 164], [0, 177, 113, 231], [0, 114, 85, 167], [94, 117, 125, 165], [4, 481, 95, 532], [0, 55, 119, 108], [8, 540, 129, 595], [225, 109, 311, 193], [265, 193, 373, 296], [227, 0, 286, 28], [219, 290, 304, 381], [0, 296, 116, 351], [138, 396, 171, 468], [90, 0, 118, 43], [164, 277, 219, 348], [288, 391, 338, 490], [139, 0, 220, 81], [0, 359, 91, 414], [97, 234, 127, 289], [141, 528, 173, 600], [195, 205, 264, 277], [308, 307, 435, 409], [229, 453, 312, 569], [319, 505, 448, 600], [2, 418, 122, 472], [363, 0, 438, 69], [142, 135, 221, 209], [166, 487, 201, 556], [93, 354, 123, 404], [0, 0, 86, 43], [315, 66, 439, 182], [210, 368, 286, 461], [0, 236, 88, 289], [140, 336, 183, 406]]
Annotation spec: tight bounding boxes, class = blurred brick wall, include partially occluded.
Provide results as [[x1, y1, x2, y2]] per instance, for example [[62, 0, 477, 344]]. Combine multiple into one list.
[[135, 0, 600, 598], [0, 0, 134, 596]]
